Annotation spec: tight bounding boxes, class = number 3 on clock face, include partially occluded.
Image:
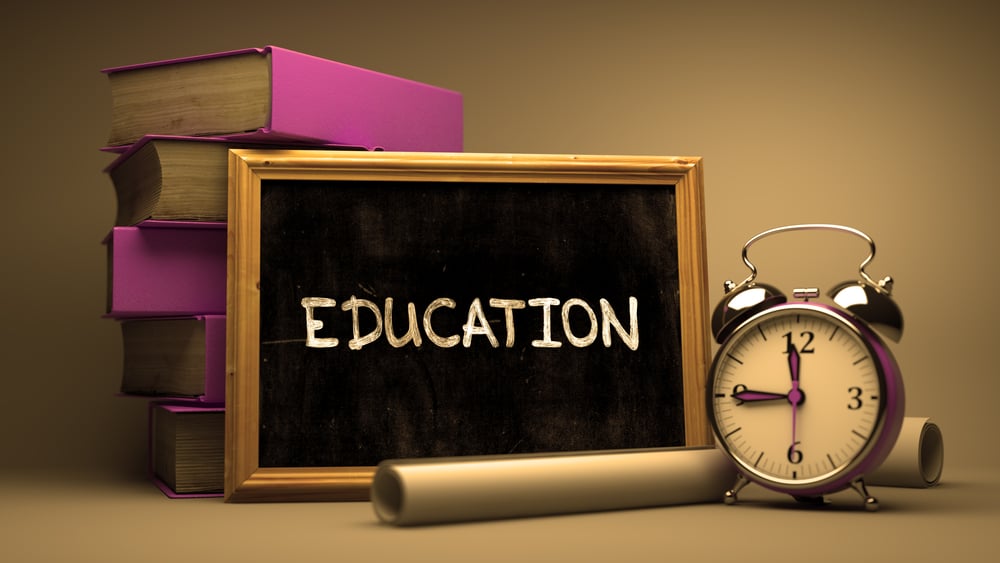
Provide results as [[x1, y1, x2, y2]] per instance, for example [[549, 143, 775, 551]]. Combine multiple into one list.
[[708, 303, 903, 496]]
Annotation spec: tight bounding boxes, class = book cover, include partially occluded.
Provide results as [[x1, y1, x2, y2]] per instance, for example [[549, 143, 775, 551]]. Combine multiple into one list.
[[104, 221, 225, 317], [149, 401, 225, 498], [103, 45, 463, 152], [120, 315, 225, 403]]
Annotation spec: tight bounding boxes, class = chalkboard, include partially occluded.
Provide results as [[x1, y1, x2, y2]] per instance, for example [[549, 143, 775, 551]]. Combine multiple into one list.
[[226, 151, 710, 502]]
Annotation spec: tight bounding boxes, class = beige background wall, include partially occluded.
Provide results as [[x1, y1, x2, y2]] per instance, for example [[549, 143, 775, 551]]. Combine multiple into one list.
[[2, 1, 997, 483]]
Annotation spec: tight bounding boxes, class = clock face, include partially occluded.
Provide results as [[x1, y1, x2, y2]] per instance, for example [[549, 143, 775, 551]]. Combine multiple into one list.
[[708, 303, 894, 493]]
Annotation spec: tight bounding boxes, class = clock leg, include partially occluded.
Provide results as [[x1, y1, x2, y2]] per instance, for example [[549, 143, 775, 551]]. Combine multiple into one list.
[[848, 478, 879, 511], [724, 473, 751, 505]]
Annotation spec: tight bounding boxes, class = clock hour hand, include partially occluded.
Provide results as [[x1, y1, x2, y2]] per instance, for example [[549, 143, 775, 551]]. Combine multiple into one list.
[[732, 389, 788, 403], [788, 342, 800, 384], [787, 342, 803, 405]]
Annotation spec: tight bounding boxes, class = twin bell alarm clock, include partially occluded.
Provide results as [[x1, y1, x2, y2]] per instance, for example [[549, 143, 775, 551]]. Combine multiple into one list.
[[707, 224, 905, 511]]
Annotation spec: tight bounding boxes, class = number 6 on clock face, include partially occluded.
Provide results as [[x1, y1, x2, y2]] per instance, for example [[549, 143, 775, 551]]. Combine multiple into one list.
[[708, 303, 903, 497]]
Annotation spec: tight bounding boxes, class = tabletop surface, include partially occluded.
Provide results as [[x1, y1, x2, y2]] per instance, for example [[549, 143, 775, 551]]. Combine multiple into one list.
[[2, 465, 997, 563]]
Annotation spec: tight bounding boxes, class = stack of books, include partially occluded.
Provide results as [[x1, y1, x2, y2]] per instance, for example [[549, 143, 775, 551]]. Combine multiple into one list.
[[99, 45, 463, 497]]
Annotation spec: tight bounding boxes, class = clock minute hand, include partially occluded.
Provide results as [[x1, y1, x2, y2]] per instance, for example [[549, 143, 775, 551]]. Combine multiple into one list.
[[787, 342, 803, 458]]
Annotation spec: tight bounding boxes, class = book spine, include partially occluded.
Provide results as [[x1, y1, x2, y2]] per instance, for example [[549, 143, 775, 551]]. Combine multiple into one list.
[[105, 222, 226, 318], [202, 315, 226, 405]]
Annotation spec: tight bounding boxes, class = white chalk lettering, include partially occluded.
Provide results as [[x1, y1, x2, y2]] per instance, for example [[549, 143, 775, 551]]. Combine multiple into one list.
[[384, 297, 423, 348], [423, 297, 461, 348], [489, 298, 526, 348], [528, 298, 562, 348], [301, 297, 339, 348], [601, 297, 639, 351], [562, 298, 598, 347], [301, 295, 639, 351], [462, 298, 499, 348], [341, 296, 383, 350]]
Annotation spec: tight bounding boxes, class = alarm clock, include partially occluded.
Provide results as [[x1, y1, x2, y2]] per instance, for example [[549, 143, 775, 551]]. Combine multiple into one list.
[[707, 224, 905, 511]]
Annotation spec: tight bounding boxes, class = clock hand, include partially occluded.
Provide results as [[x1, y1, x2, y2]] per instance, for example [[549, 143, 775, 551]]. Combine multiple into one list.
[[788, 342, 800, 385], [787, 342, 804, 407], [732, 389, 788, 402], [787, 342, 802, 459]]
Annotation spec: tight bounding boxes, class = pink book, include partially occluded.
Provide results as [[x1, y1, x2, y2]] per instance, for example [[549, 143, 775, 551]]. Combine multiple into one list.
[[103, 45, 463, 152], [148, 401, 225, 498], [104, 221, 225, 318]]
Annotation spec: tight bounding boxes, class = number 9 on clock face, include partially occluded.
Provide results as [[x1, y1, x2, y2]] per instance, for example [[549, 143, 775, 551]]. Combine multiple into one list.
[[707, 303, 904, 496]]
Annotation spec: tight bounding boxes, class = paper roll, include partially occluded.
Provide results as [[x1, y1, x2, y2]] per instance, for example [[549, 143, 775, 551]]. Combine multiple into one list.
[[867, 416, 943, 488], [372, 446, 735, 526], [371, 417, 943, 525]]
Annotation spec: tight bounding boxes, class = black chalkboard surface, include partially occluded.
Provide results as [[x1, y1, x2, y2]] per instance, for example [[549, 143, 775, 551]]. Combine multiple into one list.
[[226, 151, 709, 501]]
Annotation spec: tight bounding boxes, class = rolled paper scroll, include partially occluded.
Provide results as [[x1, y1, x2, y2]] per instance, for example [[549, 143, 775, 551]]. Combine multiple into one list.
[[372, 417, 943, 525], [867, 416, 943, 488], [372, 446, 735, 526]]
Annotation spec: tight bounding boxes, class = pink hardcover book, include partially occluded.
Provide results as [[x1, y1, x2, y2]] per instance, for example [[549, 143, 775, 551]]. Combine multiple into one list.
[[104, 221, 225, 318], [148, 401, 225, 498], [103, 45, 463, 152]]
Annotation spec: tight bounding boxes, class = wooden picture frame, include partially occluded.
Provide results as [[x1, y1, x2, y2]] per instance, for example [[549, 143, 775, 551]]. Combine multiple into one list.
[[226, 150, 710, 502]]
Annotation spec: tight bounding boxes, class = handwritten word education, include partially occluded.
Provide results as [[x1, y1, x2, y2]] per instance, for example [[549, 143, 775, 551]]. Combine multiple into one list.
[[301, 296, 639, 351]]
